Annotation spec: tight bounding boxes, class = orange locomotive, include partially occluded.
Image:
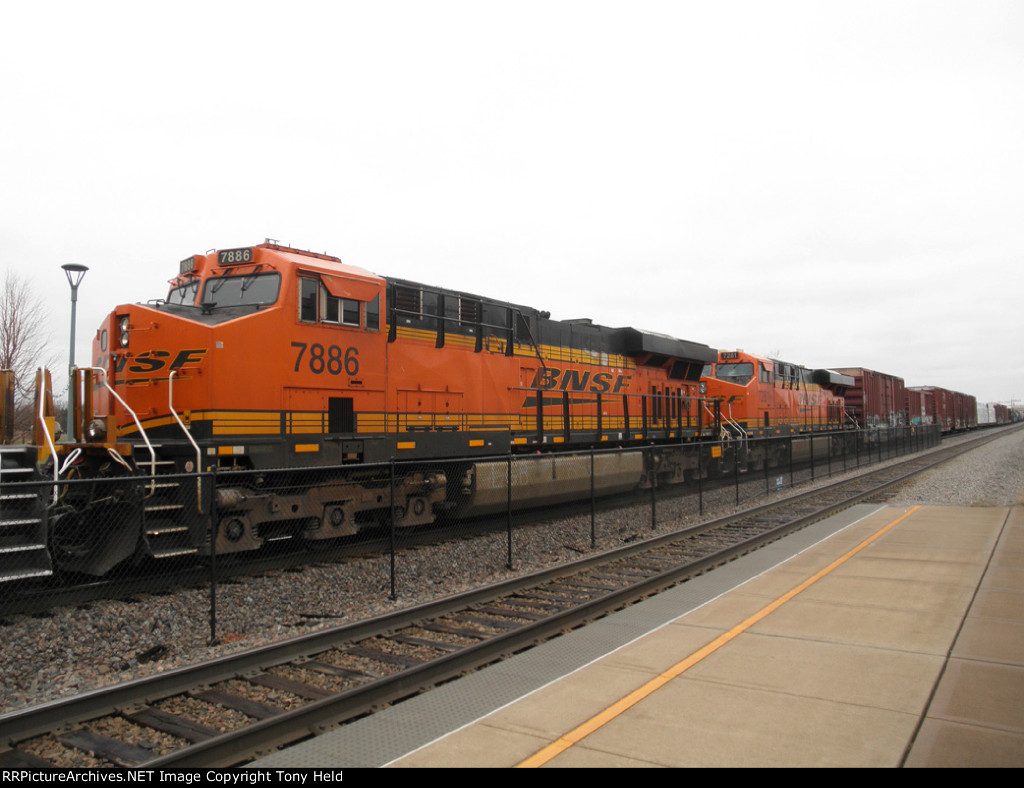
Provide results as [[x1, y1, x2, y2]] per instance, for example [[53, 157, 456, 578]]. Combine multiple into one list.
[[701, 350, 853, 436], [698, 350, 855, 474], [26, 241, 719, 576]]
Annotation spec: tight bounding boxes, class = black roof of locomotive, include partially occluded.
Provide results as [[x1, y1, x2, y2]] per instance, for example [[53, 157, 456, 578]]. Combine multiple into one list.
[[386, 276, 717, 366]]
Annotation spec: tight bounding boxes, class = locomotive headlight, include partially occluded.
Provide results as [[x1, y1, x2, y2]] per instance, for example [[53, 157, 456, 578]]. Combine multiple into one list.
[[118, 316, 130, 348], [85, 419, 107, 442]]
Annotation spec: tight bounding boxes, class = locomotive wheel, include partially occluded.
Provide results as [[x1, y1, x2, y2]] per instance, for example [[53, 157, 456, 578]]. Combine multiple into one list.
[[49, 501, 141, 577]]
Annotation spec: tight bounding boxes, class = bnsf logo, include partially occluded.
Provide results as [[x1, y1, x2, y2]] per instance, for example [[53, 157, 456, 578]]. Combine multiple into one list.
[[532, 367, 631, 393], [97, 349, 208, 375]]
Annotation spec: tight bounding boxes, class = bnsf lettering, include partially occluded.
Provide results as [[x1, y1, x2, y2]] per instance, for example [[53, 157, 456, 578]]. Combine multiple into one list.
[[532, 367, 630, 393], [102, 349, 208, 375], [127, 350, 170, 373], [171, 349, 207, 368]]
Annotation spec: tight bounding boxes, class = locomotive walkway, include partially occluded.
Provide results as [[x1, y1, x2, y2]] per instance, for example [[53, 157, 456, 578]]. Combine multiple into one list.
[[252, 503, 1024, 768]]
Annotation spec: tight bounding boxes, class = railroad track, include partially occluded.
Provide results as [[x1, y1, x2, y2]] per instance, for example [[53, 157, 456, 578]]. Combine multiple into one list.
[[0, 426, 1015, 768], [0, 428, 944, 617]]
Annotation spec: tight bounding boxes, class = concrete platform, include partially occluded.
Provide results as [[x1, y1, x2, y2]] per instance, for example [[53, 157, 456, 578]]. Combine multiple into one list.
[[251, 504, 1024, 768]]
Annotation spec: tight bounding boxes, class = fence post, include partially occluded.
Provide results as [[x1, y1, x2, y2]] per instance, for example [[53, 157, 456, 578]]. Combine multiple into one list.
[[506, 445, 513, 570], [649, 447, 657, 530], [733, 443, 739, 506], [590, 449, 596, 548], [697, 445, 704, 516], [389, 459, 397, 601], [208, 466, 219, 646], [763, 437, 769, 496]]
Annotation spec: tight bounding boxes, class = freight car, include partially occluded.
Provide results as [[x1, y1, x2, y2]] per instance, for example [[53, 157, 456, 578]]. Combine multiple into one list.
[[976, 402, 1011, 427], [831, 367, 907, 429], [1, 241, 729, 581], [906, 387, 934, 427], [906, 386, 977, 432]]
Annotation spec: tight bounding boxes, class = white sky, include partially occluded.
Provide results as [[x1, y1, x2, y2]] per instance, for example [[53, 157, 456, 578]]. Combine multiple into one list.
[[3, 0, 1022, 404]]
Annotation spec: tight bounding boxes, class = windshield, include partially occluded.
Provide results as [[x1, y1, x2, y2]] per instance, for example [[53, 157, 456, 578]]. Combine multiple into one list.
[[715, 362, 754, 385], [200, 273, 281, 308], [167, 280, 200, 305]]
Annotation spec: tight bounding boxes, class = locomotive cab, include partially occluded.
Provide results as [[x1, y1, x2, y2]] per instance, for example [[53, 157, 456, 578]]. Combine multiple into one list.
[[81, 242, 397, 566], [93, 242, 388, 469]]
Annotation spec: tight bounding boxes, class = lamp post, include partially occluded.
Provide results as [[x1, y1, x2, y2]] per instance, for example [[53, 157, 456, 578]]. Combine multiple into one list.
[[62, 263, 88, 440]]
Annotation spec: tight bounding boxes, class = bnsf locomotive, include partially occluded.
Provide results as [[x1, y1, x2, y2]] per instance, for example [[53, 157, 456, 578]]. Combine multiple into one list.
[[0, 241, 861, 582], [4, 241, 723, 579], [702, 350, 851, 434]]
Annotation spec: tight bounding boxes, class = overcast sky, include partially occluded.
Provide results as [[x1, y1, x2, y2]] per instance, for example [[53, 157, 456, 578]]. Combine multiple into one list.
[[3, 1, 1022, 404]]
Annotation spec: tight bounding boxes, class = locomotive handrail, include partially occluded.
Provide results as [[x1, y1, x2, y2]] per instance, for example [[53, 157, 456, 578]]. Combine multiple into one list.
[[390, 307, 514, 348], [58, 448, 82, 477], [389, 300, 542, 366], [35, 368, 59, 504], [703, 400, 732, 442], [510, 307, 548, 372], [169, 370, 203, 512], [721, 405, 747, 443], [90, 367, 157, 496]]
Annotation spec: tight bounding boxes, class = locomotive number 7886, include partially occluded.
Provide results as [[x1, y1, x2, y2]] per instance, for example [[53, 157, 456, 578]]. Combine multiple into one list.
[[291, 342, 359, 376]]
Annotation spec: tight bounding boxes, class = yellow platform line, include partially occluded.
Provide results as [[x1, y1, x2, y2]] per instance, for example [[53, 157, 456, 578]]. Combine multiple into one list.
[[517, 504, 923, 768]]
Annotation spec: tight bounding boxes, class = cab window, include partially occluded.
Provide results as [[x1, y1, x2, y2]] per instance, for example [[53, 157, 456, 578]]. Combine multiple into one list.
[[715, 362, 754, 384], [167, 280, 200, 305], [299, 276, 379, 331], [366, 294, 380, 331], [300, 278, 318, 321], [201, 272, 281, 308], [324, 295, 359, 326]]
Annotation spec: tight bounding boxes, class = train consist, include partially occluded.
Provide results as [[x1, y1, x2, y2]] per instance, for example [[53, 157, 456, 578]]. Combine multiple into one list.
[[0, 240, 1008, 582]]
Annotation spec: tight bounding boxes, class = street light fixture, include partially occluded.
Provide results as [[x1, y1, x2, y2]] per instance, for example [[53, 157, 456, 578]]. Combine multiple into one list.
[[62, 263, 88, 440]]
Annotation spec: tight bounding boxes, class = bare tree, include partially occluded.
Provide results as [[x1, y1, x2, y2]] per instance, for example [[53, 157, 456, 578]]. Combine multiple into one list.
[[0, 271, 57, 438]]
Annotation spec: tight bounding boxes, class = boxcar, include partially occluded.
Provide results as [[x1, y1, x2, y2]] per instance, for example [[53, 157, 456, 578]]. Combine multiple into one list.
[[908, 386, 977, 432], [831, 367, 907, 429]]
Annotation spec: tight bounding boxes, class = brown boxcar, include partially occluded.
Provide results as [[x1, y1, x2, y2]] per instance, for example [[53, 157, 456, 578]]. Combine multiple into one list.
[[907, 387, 934, 426], [832, 367, 907, 429], [907, 386, 977, 432], [955, 391, 978, 430]]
